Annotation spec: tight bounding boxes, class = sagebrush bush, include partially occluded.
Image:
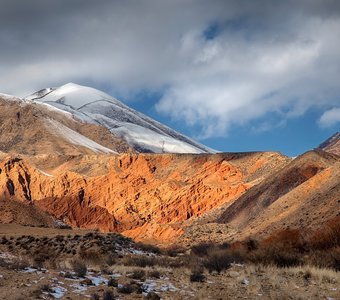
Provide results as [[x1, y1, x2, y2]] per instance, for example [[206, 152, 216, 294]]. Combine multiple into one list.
[[136, 242, 162, 254], [148, 270, 161, 278], [103, 290, 116, 300], [145, 291, 161, 300], [128, 269, 145, 280], [204, 250, 233, 273], [191, 242, 214, 256], [121, 255, 155, 267], [117, 284, 134, 294], [72, 259, 87, 277], [190, 269, 205, 282], [164, 245, 185, 257], [107, 278, 118, 287]]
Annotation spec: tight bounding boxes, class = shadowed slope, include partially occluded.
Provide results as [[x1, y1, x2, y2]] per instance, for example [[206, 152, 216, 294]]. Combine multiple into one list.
[[218, 150, 340, 239]]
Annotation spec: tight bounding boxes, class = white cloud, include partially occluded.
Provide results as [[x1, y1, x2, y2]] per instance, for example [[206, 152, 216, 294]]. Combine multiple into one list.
[[0, 0, 340, 137], [319, 107, 340, 127]]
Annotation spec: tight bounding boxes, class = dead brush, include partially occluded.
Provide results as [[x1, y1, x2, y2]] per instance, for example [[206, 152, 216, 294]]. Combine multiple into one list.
[[127, 268, 146, 280], [203, 249, 233, 273], [121, 255, 155, 267], [190, 268, 205, 282], [191, 242, 215, 256], [71, 259, 87, 277], [135, 242, 162, 254]]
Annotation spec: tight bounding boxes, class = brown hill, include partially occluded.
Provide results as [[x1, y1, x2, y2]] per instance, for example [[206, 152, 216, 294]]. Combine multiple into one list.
[[0, 95, 129, 156], [218, 150, 340, 240], [318, 132, 340, 155], [0, 199, 55, 227], [0, 152, 289, 244]]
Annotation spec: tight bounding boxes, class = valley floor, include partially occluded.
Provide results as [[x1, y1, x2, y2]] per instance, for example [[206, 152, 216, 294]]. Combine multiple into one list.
[[0, 262, 339, 299]]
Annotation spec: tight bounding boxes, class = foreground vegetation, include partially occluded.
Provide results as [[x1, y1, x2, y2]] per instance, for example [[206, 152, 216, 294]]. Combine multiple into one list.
[[0, 217, 338, 299]]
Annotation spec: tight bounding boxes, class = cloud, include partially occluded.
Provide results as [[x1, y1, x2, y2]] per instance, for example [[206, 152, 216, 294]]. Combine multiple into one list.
[[0, 0, 340, 138], [319, 107, 340, 127]]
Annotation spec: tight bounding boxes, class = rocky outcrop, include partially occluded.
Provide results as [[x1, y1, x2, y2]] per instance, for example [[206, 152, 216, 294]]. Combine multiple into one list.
[[0, 152, 289, 243]]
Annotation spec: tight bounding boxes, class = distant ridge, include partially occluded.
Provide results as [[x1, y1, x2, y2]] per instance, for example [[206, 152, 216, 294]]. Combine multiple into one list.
[[318, 132, 340, 156]]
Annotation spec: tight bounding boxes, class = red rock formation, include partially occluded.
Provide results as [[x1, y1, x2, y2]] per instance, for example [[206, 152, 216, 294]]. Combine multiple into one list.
[[0, 152, 289, 243]]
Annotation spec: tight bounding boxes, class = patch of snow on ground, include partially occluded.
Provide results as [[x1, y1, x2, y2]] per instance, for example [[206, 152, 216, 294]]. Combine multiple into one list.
[[50, 286, 68, 299], [70, 283, 88, 293], [86, 274, 108, 286], [142, 280, 158, 295], [22, 267, 38, 273], [142, 279, 178, 295], [159, 282, 178, 292]]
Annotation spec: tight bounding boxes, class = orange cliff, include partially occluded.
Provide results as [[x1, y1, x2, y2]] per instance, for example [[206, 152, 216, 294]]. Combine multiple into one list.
[[0, 152, 290, 243]]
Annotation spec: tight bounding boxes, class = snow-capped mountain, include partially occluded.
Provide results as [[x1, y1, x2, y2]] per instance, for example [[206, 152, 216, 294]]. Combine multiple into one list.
[[25, 83, 214, 154]]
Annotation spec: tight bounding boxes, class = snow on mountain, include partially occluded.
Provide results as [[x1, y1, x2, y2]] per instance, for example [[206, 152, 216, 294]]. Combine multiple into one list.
[[44, 118, 116, 154], [26, 83, 214, 154]]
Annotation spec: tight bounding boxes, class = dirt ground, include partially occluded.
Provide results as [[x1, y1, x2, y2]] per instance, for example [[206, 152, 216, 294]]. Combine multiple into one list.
[[0, 223, 94, 237], [0, 263, 339, 300]]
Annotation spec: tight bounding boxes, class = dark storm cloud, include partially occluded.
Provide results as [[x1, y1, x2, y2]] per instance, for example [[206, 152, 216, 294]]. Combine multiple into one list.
[[0, 0, 339, 134]]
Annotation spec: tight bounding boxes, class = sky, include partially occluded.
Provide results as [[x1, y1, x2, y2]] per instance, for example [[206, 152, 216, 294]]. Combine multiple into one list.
[[0, 0, 339, 157]]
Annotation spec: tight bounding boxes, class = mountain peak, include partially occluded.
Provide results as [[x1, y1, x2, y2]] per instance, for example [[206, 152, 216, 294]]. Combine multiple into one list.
[[22, 83, 214, 154], [25, 82, 118, 109]]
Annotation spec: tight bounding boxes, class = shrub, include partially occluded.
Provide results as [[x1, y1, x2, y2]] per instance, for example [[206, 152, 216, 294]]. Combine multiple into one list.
[[107, 278, 118, 287], [72, 259, 87, 277], [145, 291, 161, 300], [248, 247, 301, 268], [245, 238, 259, 251], [191, 242, 214, 256], [148, 270, 161, 279], [91, 293, 100, 300], [135, 242, 162, 254], [204, 250, 232, 273], [128, 269, 145, 280], [117, 284, 133, 294], [121, 255, 155, 267], [103, 290, 116, 300], [306, 248, 340, 271], [190, 270, 205, 282], [164, 245, 185, 257]]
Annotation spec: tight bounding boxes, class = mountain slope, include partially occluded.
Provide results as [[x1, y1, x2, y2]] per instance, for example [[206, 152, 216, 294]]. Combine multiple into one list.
[[0, 93, 129, 155], [218, 150, 340, 240], [318, 132, 340, 155], [26, 83, 214, 154]]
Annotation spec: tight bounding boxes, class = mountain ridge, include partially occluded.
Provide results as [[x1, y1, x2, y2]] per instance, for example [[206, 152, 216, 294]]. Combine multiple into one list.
[[24, 83, 214, 154], [318, 132, 340, 155]]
